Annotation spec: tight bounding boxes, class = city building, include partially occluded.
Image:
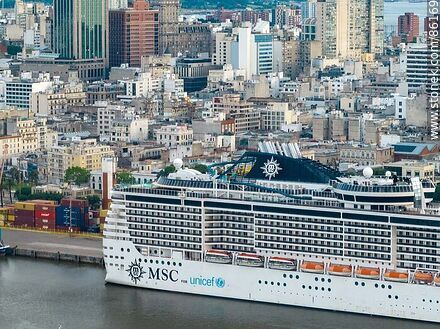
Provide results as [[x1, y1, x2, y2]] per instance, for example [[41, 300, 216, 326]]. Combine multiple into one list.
[[155, 124, 193, 148], [109, 0, 159, 68], [0, 74, 52, 109], [400, 43, 433, 92], [315, 0, 384, 59], [339, 145, 394, 166], [53, 0, 109, 66], [398, 12, 419, 44], [47, 139, 114, 184], [384, 161, 435, 181]]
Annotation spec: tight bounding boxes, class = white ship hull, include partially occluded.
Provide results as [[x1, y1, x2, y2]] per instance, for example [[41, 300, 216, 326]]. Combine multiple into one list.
[[104, 240, 440, 323]]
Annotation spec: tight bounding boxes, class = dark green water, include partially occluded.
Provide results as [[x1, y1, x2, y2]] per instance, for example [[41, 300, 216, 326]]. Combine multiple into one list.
[[0, 258, 438, 329]]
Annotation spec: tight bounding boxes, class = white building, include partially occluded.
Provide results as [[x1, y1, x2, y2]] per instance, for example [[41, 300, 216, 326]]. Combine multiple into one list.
[[155, 124, 193, 148], [400, 43, 433, 92], [2, 74, 52, 109], [260, 102, 298, 131]]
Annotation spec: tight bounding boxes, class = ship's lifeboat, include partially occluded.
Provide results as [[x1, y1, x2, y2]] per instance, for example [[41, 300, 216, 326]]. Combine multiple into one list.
[[414, 271, 434, 284], [236, 253, 264, 267], [434, 275, 440, 287], [328, 264, 352, 277], [356, 267, 380, 280], [205, 249, 232, 264], [268, 257, 297, 271], [384, 270, 409, 283], [300, 261, 325, 274]]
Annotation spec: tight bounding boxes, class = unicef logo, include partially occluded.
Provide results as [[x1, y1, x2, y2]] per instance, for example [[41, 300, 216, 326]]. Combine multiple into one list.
[[215, 277, 225, 288]]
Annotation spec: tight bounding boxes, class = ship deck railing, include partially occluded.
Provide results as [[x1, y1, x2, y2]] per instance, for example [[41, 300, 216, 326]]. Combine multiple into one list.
[[114, 185, 440, 218]]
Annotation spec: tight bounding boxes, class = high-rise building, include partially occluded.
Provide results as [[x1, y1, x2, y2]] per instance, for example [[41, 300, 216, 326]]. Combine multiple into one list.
[[151, 0, 179, 54], [398, 12, 419, 43], [315, 0, 384, 59], [53, 0, 108, 65], [109, 0, 159, 68], [109, 0, 128, 9], [400, 43, 434, 92]]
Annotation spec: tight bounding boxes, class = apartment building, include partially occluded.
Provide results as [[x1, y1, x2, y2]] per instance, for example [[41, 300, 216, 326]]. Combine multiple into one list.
[[47, 139, 114, 184]]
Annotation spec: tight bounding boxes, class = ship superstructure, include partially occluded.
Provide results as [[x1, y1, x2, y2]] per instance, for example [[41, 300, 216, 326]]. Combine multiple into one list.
[[104, 152, 440, 323]]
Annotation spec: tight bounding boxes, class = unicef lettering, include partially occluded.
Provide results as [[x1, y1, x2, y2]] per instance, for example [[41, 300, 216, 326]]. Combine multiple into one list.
[[189, 276, 226, 288], [148, 267, 179, 282]]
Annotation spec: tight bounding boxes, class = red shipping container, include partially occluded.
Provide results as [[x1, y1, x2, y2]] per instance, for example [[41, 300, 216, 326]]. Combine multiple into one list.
[[35, 210, 56, 221], [35, 217, 56, 229], [35, 204, 57, 212], [60, 199, 89, 208]]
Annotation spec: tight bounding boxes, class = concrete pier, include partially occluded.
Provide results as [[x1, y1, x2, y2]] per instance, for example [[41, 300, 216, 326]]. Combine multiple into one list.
[[1, 228, 103, 266]]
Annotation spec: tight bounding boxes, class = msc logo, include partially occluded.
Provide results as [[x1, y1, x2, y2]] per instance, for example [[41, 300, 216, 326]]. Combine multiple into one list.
[[127, 260, 146, 284], [189, 276, 226, 288], [148, 267, 179, 282], [126, 260, 179, 284]]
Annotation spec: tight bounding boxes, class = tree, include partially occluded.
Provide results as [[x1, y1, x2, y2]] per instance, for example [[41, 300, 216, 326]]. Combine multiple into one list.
[[191, 163, 208, 174], [158, 165, 176, 177], [64, 167, 91, 186], [116, 171, 135, 185], [86, 194, 101, 210], [434, 184, 440, 203], [27, 169, 39, 186]]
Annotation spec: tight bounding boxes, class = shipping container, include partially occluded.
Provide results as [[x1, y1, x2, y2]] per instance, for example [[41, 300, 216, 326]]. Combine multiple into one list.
[[35, 217, 56, 230], [35, 210, 56, 221], [15, 202, 36, 211], [35, 204, 57, 221], [13, 216, 34, 227], [60, 199, 89, 208], [55, 205, 87, 229], [30, 200, 57, 206], [15, 208, 35, 218]]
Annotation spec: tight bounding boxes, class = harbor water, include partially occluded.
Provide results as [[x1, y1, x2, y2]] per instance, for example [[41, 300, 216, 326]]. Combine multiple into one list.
[[0, 258, 439, 329]]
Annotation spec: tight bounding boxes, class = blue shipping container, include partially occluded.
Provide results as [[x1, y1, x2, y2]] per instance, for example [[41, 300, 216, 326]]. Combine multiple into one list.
[[55, 206, 88, 228]]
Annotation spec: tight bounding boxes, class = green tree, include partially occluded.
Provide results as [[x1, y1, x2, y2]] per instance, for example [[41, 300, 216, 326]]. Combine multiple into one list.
[[14, 184, 32, 201], [86, 194, 101, 210], [158, 165, 176, 177], [116, 171, 135, 185], [64, 167, 91, 186], [27, 169, 39, 186], [434, 184, 440, 203], [191, 163, 208, 174]]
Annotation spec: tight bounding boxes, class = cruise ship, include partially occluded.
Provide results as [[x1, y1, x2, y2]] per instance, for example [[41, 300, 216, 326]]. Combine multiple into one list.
[[103, 151, 440, 323]]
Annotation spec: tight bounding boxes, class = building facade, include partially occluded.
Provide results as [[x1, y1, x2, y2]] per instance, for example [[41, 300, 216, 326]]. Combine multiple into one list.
[[53, 0, 109, 66], [109, 0, 159, 68]]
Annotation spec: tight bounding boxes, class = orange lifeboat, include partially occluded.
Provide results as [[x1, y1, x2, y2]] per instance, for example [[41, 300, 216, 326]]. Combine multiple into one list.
[[356, 267, 380, 280], [328, 264, 352, 277], [434, 275, 440, 287], [414, 271, 434, 284], [300, 261, 325, 274], [384, 270, 409, 283]]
